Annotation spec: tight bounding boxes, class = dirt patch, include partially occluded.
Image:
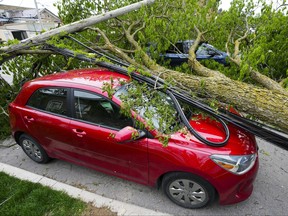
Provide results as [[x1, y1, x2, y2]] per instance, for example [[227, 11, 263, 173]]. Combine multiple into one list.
[[71, 182, 89, 190], [82, 203, 117, 216], [0, 137, 16, 148]]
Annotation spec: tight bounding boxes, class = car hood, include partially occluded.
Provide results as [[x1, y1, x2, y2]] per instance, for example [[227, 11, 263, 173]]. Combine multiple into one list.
[[170, 116, 257, 155]]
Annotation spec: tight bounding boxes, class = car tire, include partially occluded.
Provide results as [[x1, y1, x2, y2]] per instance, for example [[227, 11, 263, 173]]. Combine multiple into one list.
[[162, 172, 215, 209], [19, 134, 50, 164]]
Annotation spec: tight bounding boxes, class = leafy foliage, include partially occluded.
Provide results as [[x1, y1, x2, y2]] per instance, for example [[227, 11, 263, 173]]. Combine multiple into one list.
[[246, 5, 288, 81], [55, 0, 288, 82], [116, 81, 184, 145]]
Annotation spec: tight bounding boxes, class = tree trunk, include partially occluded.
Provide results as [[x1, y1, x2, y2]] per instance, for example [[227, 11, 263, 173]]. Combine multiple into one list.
[[154, 70, 288, 132]]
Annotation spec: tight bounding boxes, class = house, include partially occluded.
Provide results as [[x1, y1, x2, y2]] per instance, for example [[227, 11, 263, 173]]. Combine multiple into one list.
[[0, 4, 60, 41]]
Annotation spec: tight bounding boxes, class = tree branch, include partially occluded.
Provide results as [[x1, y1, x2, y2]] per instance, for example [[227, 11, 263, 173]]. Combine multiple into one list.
[[127, 20, 141, 36], [280, 77, 288, 88], [188, 26, 227, 79], [111, 33, 125, 43], [250, 68, 288, 95], [225, 18, 287, 94], [132, 22, 146, 38], [189, 26, 204, 56], [0, 106, 9, 117], [116, 19, 161, 71], [276, 3, 288, 10], [225, 29, 232, 57], [233, 30, 248, 59], [232, 16, 249, 63], [89, 27, 144, 68], [226, 29, 241, 66], [118, 48, 136, 53], [15, 50, 55, 55], [0, 49, 58, 65], [149, 15, 171, 20]]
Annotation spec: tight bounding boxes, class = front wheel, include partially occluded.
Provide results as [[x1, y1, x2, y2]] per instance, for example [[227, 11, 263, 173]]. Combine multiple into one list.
[[19, 134, 50, 164], [162, 172, 215, 209]]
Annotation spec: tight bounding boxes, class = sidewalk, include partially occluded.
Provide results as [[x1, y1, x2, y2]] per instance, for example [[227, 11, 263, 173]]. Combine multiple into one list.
[[0, 162, 170, 216], [1, 137, 288, 215]]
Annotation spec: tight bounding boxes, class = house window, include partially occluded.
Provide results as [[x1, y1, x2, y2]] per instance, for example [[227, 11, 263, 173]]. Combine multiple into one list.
[[12, 31, 28, 40]]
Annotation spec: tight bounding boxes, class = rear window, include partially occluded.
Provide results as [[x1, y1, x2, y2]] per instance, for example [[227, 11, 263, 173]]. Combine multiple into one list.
[[167, 42, 184, 54], [27, 88, 68, 116]]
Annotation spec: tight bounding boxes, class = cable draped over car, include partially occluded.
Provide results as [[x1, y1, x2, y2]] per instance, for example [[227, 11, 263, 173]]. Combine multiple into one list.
[[43, 39, 288, 151]]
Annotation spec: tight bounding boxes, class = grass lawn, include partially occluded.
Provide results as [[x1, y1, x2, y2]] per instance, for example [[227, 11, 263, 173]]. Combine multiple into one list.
[[0, 172, 116, 216]]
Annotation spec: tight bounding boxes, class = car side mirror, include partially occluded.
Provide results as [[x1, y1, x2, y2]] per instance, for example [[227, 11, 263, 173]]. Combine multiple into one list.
[[115, 126, 146, 143]]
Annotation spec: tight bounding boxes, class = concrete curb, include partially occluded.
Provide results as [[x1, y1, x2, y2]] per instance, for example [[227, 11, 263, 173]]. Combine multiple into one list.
[[0, 137, 16, 148], [0, 162, 170, 216]]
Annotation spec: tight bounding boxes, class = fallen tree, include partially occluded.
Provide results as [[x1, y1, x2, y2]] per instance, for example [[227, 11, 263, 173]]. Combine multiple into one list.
[[0, 0, 287, 140], [66, 0, 287, 132]]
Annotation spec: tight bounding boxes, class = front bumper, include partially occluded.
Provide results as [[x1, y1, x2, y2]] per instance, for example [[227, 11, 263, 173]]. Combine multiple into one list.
[[213, 156, 259, 205]]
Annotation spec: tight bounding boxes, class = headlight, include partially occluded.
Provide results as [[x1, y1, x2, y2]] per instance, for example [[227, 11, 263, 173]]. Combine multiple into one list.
[[210, 154, 257, 175]]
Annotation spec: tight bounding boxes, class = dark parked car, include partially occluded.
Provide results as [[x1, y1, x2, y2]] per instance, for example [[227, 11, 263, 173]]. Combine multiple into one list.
[[159, 40, 228, 66], [9, 68, 258, 209]]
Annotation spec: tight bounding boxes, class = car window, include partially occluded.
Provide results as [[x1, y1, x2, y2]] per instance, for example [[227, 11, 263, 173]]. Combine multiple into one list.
[[183, 41, 194, 53], [196, 44, 219, 56], [27, 88, 68, 115], [73, 90, 133, 130], [196, 44, 210, 55], [167, 42, 184, 54]]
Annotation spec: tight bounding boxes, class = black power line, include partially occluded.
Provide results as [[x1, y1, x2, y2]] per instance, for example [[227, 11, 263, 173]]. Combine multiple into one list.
[[43, 43, 288, 151]]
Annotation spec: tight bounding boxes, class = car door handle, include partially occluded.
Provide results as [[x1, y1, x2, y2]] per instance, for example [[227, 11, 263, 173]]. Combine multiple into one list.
[[24, 116, 34, 123], [72, 129, 86, 137]]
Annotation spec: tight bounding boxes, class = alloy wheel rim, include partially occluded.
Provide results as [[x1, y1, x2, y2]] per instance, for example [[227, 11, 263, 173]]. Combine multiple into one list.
[[22, 139, 42, 161], [168, 179, 207, 206]]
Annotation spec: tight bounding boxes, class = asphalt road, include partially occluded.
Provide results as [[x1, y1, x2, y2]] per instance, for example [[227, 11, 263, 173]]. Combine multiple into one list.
[[0, 138, 287, 215]]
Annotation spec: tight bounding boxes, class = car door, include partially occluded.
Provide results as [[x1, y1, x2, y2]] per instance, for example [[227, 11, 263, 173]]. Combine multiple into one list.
[[69, 89, 149, 183], [25, 87, 73, 156]]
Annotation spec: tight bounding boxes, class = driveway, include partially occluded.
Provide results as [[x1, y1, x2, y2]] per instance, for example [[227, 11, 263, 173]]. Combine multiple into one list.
[[0, 138, 287, 215]]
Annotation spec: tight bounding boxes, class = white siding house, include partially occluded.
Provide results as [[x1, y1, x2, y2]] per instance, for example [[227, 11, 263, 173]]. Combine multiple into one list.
[[0, 5, 60, 42], [0, 5, 61, 84]]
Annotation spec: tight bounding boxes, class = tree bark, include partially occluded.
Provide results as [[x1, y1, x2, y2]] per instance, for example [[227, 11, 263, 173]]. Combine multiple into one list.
[[156, 70, 288, 132], [250, 69, 288, 95]]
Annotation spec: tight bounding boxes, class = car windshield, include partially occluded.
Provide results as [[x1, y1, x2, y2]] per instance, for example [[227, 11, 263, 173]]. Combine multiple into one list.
[[114, 83, 193, 133]]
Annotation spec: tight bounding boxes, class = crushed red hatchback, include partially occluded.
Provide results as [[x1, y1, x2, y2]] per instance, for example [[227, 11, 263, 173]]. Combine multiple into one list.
[[9, 68, 259, 209]]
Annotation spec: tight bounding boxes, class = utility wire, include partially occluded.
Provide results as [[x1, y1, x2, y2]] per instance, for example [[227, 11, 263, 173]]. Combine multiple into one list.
[[43, 43, 288, 150]]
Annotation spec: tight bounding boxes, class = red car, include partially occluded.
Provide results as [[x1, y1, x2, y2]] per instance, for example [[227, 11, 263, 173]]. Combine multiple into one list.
[[9, 68, 258, 209]]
